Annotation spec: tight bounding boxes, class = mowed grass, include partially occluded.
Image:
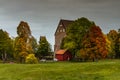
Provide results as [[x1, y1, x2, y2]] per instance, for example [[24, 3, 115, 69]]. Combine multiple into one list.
[[0, 60, 120, 80]]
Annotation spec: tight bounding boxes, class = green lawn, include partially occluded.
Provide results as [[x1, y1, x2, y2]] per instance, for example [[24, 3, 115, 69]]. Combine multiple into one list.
[[0, 59, 120, 80]]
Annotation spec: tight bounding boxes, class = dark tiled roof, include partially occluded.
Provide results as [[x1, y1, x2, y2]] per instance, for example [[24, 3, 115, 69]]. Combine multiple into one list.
[[60, 19, 74, 29], [55, 19, 74, 35]]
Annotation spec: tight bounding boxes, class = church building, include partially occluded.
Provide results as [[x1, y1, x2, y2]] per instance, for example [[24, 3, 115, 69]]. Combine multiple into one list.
[[54, 19, 74, 60]]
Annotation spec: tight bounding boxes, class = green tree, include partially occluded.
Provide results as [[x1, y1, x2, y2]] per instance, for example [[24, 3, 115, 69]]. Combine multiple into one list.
[[0, 29, 13, 62], [6, 37, 14, 60], [61, 17, 95, 59], [115, 29, 120, 58], [36, 36, 52, 59]]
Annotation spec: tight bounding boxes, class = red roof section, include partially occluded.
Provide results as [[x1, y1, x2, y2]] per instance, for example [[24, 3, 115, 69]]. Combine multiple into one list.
[[56, 50, 67, 54]]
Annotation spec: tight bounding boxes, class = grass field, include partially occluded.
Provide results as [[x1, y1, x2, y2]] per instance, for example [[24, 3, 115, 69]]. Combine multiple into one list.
[[0, 59, 120, 80]]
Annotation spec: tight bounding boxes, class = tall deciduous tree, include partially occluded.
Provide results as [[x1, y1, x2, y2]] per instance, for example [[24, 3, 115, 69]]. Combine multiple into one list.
[[79, 26, 108, 61], [14, 21, 37, 63], [61, 17, 95, 58], [36, 36, 52, 59], [107, 30, 119, 58]]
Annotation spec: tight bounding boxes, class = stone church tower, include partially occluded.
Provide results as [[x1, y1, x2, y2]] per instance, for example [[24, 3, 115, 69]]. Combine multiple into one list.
[[54, 19, 74, 54]]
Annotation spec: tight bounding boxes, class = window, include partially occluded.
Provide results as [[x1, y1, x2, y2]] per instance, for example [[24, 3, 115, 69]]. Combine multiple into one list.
[[59, 24, 62, 27], [57, 30, 59, 32], [60, 29, 62, 32], [63, 29, 65, 32]]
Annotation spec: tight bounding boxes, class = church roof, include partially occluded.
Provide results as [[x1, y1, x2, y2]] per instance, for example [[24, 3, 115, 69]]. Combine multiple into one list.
[[55, 19, 74, 35], [60, 19, 74, 29]]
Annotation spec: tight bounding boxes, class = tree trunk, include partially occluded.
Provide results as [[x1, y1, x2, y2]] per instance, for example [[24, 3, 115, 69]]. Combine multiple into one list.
[[2, 51, 7, 63], [92, 58, 95, 62]]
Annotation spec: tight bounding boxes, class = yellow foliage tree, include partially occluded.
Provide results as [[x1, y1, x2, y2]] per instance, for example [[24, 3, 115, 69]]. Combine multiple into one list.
[[14, 21, 36, 63], [25, 54, 38, 64]]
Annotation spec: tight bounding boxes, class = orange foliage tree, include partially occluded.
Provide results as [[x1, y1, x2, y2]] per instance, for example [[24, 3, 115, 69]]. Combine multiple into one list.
[[79, 26, 108, 61]]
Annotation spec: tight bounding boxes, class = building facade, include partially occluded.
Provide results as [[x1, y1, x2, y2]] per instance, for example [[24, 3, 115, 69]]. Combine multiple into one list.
[[54, 19, 74, 54]]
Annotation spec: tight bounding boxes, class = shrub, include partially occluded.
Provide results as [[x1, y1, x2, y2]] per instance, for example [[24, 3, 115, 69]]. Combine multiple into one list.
[[25, 54, 38, 64]]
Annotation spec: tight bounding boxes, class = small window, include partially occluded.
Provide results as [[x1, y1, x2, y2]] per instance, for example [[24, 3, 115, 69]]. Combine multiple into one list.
[[59, 24, 62, 27], [60, 29, 62, 32], [60, 39, 62, 44], [63, 29, 65, 32]]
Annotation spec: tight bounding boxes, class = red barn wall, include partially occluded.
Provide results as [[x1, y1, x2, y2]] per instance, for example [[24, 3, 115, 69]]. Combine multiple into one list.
[[56, 51, 72, 61], [56, 54, 63, 61], [63, 52, 72, 61]]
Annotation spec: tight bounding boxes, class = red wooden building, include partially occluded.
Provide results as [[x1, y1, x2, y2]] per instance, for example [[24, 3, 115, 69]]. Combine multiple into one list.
[[55, 50, 72, 61]]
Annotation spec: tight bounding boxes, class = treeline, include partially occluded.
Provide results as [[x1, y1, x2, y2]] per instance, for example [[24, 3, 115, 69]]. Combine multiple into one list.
[[0, 17, 120, 63], [0, 21, 52, 63], [61, 17, 120, 61]]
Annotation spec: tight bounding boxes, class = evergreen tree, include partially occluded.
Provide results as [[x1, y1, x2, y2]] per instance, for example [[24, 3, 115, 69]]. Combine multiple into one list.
[[36, 36, 52, 59]]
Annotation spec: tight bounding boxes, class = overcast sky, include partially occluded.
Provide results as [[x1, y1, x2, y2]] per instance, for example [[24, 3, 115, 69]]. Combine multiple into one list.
[[0, 0, 120, 50]]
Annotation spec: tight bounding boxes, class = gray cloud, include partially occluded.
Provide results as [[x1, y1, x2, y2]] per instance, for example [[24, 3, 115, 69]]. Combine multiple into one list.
[[0, 0, 120, 49]]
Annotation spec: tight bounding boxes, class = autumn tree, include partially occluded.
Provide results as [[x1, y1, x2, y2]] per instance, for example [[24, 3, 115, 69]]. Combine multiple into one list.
[[104, 35, 112, 58], [31, 37, 38, 54], [14, 21, 37, 63], [14, 37, 28, 62], [0, 29, 13, 62], [36, 36, 52, 59], [107, 30, 118, 58], [25, 54, 38, 64], [61, 17, 95, 59], [79, 26, 108, 61]]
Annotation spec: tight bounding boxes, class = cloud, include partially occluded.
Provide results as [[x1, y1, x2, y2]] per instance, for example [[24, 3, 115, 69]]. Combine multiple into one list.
[[0, 0, 120, 49]]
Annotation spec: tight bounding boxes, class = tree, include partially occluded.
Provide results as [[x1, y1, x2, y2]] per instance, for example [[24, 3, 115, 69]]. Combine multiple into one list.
[[36, 36, 52, 59], [30, 37, 38, 54], [0, 29, 13, 62], [104, 35, 112, 58], [107, 30, 119, 58], [115, 29, 120, 58], [14, 37, 27, 62], [14, 21, 37, 63], [17, 21, 31, 39], [79, 26, 108, 61], [61, 17, 95, 59], [25, 54, 38, 64]]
